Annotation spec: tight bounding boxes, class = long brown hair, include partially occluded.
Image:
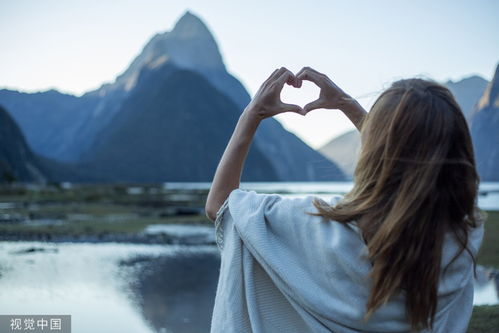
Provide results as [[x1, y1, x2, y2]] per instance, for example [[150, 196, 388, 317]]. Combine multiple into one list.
[[310, 78, 483, 330]]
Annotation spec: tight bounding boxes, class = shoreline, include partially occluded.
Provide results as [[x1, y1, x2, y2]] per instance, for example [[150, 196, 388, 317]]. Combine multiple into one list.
[[0, 225, 216, 246]]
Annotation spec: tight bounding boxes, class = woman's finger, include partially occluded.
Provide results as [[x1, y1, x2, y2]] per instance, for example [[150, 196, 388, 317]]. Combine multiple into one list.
[[279, 102, 304, 115], [296, 67, 325, 88], [296, 66, 324, 77], [275, 69, 298, 88], [306, 67, 326, 77], [262, 68, 282, 86], [303, 98, 324, 113], [261, 67, 290, 92]]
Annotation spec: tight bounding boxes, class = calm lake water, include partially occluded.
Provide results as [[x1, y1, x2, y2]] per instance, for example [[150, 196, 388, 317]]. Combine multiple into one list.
[[0, 182, 498, 333]]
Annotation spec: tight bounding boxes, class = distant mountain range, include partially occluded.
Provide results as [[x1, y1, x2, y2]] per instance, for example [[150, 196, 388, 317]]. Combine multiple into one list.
[[2, 11, 496, 183], [0, 11, 343, 183], [319, 69, 498, 181]]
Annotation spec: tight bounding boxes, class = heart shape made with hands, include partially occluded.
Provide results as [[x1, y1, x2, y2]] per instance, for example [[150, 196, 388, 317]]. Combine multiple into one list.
[[280, 80, 321, 113]]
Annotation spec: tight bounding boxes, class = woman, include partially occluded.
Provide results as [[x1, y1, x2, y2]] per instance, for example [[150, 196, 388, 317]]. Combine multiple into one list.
[[205, 67, 484, 332]]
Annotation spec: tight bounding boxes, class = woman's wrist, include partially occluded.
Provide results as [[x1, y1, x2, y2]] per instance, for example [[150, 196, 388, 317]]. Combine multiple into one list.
[[338, 95, 367, 130], [338, 94, 359, 112], [241, 106, 263, 122], [231, 107, 261, 144]]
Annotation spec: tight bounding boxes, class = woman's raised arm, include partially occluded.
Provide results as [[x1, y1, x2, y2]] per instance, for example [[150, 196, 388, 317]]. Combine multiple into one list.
[[205, 67, 303, 222], [296, 67, 367, 131]]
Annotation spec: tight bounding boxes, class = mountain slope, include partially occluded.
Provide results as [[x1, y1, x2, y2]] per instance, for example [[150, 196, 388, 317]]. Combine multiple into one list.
[[80, 64, 278, 182], [319, 130, 361, 179], [0, 105, 47, 183], [471, 64, 499, 181]]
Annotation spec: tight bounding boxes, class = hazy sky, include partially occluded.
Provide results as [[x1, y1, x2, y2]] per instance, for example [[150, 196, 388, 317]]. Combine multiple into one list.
[[1, 0, 498, 148]]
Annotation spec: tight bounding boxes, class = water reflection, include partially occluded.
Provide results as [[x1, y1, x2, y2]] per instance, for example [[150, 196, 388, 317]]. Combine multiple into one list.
[[121, 251, 220, 333], [0, 242, 220, 333], [0, 241, 497, 333]]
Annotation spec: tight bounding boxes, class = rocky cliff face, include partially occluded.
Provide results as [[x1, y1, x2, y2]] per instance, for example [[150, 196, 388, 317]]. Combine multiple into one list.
[[471, 64, 499, 181]]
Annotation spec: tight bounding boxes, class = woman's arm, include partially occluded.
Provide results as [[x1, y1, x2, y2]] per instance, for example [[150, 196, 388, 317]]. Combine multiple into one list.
[[204, 110, 260, 222], [205, 67, 303, 222], [296, 67, 367, 131]]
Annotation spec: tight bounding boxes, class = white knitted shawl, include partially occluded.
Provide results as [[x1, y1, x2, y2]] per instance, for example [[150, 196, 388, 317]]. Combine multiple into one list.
[[210, 189, 484, 333]]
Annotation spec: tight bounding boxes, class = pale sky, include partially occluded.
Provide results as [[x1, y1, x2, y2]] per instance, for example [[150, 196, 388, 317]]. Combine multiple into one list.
[[1, 0, 498, 148]]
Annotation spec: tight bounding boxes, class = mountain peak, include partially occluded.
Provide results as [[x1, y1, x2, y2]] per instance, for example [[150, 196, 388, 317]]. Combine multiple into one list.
[[107, 11, 224, 94], [170, 11, 213, 39], [477, 63, 499, 109]]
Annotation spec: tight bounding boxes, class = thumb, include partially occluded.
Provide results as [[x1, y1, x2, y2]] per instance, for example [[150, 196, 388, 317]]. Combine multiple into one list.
[[280, 103, 305, 115], [303, 99, 324, 113]]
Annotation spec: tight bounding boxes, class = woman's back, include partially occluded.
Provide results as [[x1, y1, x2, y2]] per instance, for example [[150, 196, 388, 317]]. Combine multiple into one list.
[[307, 78, 484, 331]]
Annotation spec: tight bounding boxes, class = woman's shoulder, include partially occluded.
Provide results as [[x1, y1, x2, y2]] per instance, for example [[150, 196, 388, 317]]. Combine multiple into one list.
[[219, 189, 355, 235], [441, 210, 485, 260], [439, 211, 485, 290]]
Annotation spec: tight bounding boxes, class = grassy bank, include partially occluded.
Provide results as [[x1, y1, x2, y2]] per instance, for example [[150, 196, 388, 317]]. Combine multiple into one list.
[[470, 210, 499, 333], [0, 184, 213, 239], [0, 185, 498, 265], [468, 304, 499, 332], [477, 210, 499, 269]]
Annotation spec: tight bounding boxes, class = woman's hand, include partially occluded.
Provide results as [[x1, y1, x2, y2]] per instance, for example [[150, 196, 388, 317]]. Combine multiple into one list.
[[296, 67, 367, 130], [244, 67, 305, 121], [295, 67, 353, 113]]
